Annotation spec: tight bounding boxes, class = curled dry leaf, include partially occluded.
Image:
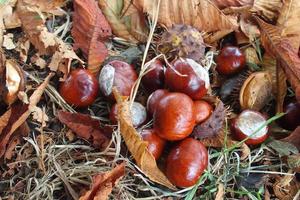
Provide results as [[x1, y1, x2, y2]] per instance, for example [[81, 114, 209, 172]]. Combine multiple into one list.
[[240, 14, 260, 41], [113, 88, 175, 189], [135, 0, 238, 33], [192, 98, 226, 139], [211, 0, 253, 9], [17, 0, 82, 78], [57, 111, 111, 149], [4, 59, 26, 105], [99, 0, 148, 43], [273, 176, 300, 200], [79, 163, 125, 200], [250, 0, 282, 22], [0, 72, 53, 158], [281, 127, 300, 151], [72, 0, 112, 75], [277, 0, 300, 50], [261, 54, 287, 113], [256, 18, 300, 102], [239, 71, 273, 111]]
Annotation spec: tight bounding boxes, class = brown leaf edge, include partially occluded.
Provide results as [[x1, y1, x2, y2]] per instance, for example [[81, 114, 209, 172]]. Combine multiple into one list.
[[72, 0, 112, 75], [79, 163, 125, 200], [112, 88, 175, 190], [0, 72, 53, 158], [57, 111, 112, 150]]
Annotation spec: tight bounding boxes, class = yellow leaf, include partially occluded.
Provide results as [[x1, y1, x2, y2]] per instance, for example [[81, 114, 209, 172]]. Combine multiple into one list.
[[113, 88, 175, 189], [99, 0, 148, 43], [135, 0, 238, 33]]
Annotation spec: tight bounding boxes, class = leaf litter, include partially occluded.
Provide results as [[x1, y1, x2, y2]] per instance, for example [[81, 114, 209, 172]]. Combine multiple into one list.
[[0, 0, 300, 199]]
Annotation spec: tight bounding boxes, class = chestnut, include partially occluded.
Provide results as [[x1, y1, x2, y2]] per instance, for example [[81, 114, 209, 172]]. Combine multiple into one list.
[[99, 60, 137, 100], [166, 138, 208, 188], [110, 102, 147, 127], [141, 59, 165, 93], [165, 58, 209, 100], [194, 100, 213, 124], [278, 100, 300, 131], [140, 129, 166, 160], [59, 69, 99, 107], [153, 92, 196, 141], [231, 109, 269, 145], [146, 89, 169, 116], [216, 46, 246, 75]]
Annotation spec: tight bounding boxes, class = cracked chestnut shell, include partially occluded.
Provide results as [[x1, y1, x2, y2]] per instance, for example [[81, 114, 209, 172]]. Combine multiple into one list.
[[216, 46, 246, 75], [99, 60, 137, 100], [166, 138, 208, 188], [231, 109, 269, 145], [59, 69, 99, 107], [142, 59, 165, 93], [165, 58, 209, 100], [141, 129, 166, 160], [153, 92, 195, 141]]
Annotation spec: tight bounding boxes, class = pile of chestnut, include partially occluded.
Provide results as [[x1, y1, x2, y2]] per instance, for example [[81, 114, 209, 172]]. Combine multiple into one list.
[[58, 45, 300, 188]]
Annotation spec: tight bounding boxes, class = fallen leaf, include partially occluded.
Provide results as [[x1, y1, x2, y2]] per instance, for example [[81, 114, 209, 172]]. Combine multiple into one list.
[[113, 88, 175, 189], [211, 0, 253, 9], [0, 72, 53, 158], [250, 0, 283, 22], [282, 127, 300, 151], [277, 0, 300, 50], [135, 0, 238, 33], [57, 111, 111, 149], [240, 14, 260, 41], [99, 0, 148, 43], [4, 122, 29, 160], [30, 54, 47, 69], [31, 106, 49, 126], [198, 131, 236, 148], [287, 154, 300, 172], [256, 18, 300, 102], [261, 54, 287, 113], [273, 176, 300, 200], [192, 99, 226, 139], [267, 140, 299, 156], [17, 0, 82, 77], [79, 163, 125, 200], [237, 173, 268, 190], [72, 0, 112, 75], [0, 0, 17, 46], [16, 37, 30, 63]]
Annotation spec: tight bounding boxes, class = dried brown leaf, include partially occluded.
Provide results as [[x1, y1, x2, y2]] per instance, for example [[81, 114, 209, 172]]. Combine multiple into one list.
[[136, 0, 238, 33], [198, 131, 236, 148], [72, 0, 112, 75], [281, 127, 300, 151], [0, 72, 53, 158], [57, 111, 111, 149], [251, 0, 283, 22], [192, 99, 226, 139], [16, 0, 82, 77], [277, 0, 300, 50], [273, 176, 300, 200], [113, 88, 175, 189], [211, 0, 253, 9], [99, 0, 148, 43], [256, 17, 300, 102], [79, 163, 125, 200]]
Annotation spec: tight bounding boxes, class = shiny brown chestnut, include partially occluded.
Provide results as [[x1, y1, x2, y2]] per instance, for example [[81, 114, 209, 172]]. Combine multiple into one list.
[[278, 100, 300, 131], [140, 129, 166, 160], [216, 46, 246, 75], [142, 59, 165, 93], [110, 102, 147, 127], [231, 109, 269, 145], [59, 69, 99, 107], [99, 60, 137, 100], [146, 89, 169, 116], [166, 138, 208, 188], [153, 92, 196, 141], [165, 58, 209, 100], [194, 100, 213, 124]]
